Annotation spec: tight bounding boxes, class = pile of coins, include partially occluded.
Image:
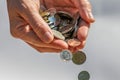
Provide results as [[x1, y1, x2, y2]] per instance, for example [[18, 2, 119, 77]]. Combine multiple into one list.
[[40, 8, 80, 40], [40, 8, 90, 80]]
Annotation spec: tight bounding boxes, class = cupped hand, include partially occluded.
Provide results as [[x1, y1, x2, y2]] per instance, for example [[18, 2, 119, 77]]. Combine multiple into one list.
[[42, 0, 95, 52], [7, 0, 95, 53], [7, 0, 68, 53]]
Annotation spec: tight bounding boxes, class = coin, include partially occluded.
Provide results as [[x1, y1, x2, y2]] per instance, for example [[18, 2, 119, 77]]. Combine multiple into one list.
[[49, 25, 55, 29], [52, 30, 65, 40], [45, 19, 50, 23], [60, 50, 72, 61], [54, 14, 61, 26], [67, 38, 81, 47], [59, 24, 74, 34], [78, 71, 90, 80], [72, 51, 86, 65], [57, 11, 73, 21], [63, 33, 71, 38], [43, 16, 48, 21], [48, 21, 54, 26], [40, 11, 50, 17], [48, 15, 56, 23]]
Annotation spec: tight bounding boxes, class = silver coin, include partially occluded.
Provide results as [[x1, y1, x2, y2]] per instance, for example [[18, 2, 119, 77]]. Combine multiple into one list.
[[48, 15, 56, 23], [59, 24, 74, 34], [78, 71, 90, 80], [60, 50, 72, 61], [48, 21, 54, 26], [49, 25, 55, 29], [52, 30, 65, 40], [72, 17, 82, 38], [57, 11, 73, 21], [54, 14, 61, 26]]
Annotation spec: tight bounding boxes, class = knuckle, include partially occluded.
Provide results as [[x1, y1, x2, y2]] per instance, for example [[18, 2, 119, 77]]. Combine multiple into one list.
[[10, 23, 26, 39], [10, 27, 19, 38]]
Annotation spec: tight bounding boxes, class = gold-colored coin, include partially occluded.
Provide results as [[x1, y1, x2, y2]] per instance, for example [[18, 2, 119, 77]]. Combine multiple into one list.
[[72, 51, 86, 65], [43, 16, 48, 21], [40, 12, 50, 17]]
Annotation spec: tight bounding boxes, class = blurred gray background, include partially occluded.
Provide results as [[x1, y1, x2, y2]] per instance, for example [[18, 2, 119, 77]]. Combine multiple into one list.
[[0, 0, 120, 80]]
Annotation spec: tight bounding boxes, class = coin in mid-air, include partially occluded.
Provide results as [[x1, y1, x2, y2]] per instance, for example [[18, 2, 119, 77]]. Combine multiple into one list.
[[72, 51, 86, 65], [60, 50, 72, 61], [52, 30, 65, 40], [78, 71, 90, 80], [67, 38, 81, 47]]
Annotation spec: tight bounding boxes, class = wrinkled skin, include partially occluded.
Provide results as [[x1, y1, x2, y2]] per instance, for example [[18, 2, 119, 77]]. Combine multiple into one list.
[[7, 0, 95, 53]]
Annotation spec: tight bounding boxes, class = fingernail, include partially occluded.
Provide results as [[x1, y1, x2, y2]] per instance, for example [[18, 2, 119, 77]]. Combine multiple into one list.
[[43, 32, 53, 43], [88, 12, 95, 22]]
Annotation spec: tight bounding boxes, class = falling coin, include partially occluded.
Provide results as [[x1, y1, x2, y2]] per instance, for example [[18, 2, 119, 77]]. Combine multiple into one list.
[[78, 71, 90, 80], [60, 50, 72, 61], [67, 38, 81, 47], [52, 30, 65, 40], [72, 51, 86, 65]]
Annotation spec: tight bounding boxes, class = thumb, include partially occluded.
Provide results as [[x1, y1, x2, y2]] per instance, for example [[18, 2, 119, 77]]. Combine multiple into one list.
[[19, 4, 54, 43]]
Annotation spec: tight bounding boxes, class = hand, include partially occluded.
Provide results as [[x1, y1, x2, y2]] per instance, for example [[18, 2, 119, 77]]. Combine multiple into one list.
[[7, 0, 68, 53], [42, 0, 95, 52]]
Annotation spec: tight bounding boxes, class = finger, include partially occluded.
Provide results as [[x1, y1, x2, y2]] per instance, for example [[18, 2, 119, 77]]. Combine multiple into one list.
[[28, 43, 62, 53], [79, 0, 95, 23], [17, 1, 54, 43], [75, 41, 86, 51], [77, 20, 90, 41], [68, 46, 74, 53], [13, 22, 68, 49], [73, 0, 95, 23]]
